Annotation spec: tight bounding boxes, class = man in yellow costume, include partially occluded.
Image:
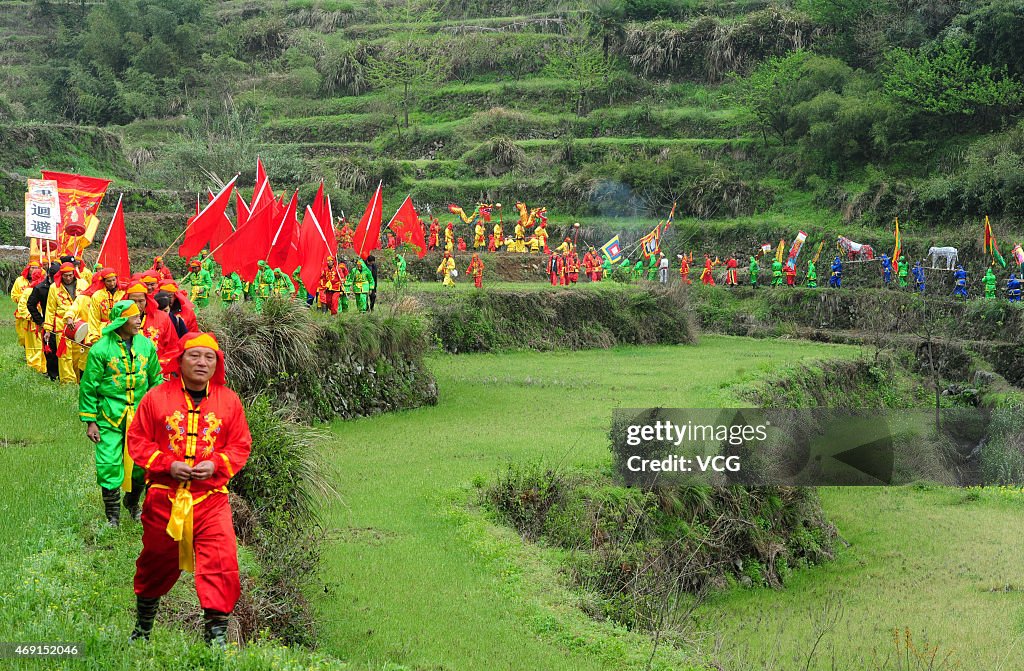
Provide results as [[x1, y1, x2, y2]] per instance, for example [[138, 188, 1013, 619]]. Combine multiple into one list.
[[444, 222, 455, 253], [514, 222, 526, 253], [536, 223, 550, 254], [493, 221, 504, 251], [44, 261, 89, 383], [11, 261, 41, 349], [474, 221, 485, 250], [437, 251, 456, 287], [85, 268, 125, 345]]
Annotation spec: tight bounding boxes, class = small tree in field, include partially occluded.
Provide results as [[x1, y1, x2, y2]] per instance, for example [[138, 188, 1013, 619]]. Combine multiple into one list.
[[365, 41, 448, 133], [545, 28, 612, 118]]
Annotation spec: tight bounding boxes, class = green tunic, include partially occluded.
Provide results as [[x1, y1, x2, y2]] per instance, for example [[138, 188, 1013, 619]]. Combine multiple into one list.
[[219, 272, 244, 303], [749, 257, 759, 286], [806, 260, 817, 288], [394, 255, 408, 285], [646, 257, 658, 281], [984, 268, 998, 299], [78, 333, 162, 489], [771, 259, 783, 286], [897, 258, 909, 288], [182, 268, 214, 307], [349, 261, 375, 311], [254, 261, 276, 312], [274, 271, 296, 297]]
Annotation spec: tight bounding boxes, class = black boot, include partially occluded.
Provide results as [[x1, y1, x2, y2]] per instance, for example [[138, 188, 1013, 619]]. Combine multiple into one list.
[[101, 487, 120, 526], [203, 609, 230, 647], [130, 596, 160, 641], [123, 478, 146, 522]]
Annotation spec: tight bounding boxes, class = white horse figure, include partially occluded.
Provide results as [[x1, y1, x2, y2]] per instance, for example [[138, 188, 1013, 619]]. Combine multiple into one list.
[[928, 246, 958, 270]]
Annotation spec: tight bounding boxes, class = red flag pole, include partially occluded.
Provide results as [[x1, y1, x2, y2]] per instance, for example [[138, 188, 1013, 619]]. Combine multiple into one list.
[[163, 174, 239, 258], [354, 181, 383, 259]]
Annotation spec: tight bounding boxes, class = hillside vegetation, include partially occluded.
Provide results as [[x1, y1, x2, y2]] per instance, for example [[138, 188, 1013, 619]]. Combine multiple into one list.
[[2, 0, 1024, 241]]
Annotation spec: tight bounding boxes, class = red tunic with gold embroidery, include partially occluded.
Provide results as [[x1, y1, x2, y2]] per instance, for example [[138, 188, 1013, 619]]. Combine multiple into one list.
[[140, 309, 182, 376], [128, 381, 251, 494], [127, 381, 252, 612]]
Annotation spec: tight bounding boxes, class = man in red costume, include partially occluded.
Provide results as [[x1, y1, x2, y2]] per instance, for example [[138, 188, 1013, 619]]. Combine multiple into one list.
[[679, 254, 691, 285], [566, 249, 580, 285], [724, 257, 739, 286], [338, 221, 354, 251], [128, 332, 252, 646], [700, 255, 716, 286], [318, 256, 348, 315], [125, 282, 182, 377], [547, 251, 565, 287], [784, 263, 797, 286], [428, 218, 440, 251], [151, 256, 174, 282], [466, 253, 485, 289]]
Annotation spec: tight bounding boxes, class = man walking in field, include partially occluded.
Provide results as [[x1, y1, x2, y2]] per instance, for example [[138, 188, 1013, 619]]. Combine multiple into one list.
[[79, 300, 163, 525], [128, 332, 252, 646]]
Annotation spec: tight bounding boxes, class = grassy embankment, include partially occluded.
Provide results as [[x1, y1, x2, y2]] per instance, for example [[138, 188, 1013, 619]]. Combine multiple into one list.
[[311, 337, 1024, 669]]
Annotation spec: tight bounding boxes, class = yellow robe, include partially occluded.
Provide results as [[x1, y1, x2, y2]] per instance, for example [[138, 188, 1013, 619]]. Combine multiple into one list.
[[437, 257, 456, 287], [11, 276, 29, 348], [44, 283, 88, 383], [87, 288, 125, 345]]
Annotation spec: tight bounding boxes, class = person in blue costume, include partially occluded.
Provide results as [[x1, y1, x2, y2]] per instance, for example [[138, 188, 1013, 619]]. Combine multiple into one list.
[[952, 264, 968, 299], [829, 256, 843, 288]]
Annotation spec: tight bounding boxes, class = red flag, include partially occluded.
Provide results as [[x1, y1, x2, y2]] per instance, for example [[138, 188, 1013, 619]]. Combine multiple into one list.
[[297, 206, 332, 296], [311, 182, 338, 257], [250, 177, 275, 218], [325, 194, 337, 254], [267, 191, 299, 270], [388, 195, 427, 258], [40, 170, 111, 253], [96, 195, 130, 279], [215, 199, 275, 283], [352, 181, 383, 259], [236, 191, 250, 228], [208, 190, 236, 252], [256, 156, 267, 192], [178, 177, 237, 260]]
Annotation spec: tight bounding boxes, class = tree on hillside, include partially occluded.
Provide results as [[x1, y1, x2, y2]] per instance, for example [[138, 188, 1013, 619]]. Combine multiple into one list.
[[884, 38, 1024, 124], [365, 41, 449, 133], [544, 26, 612, 117], [729, 49, 815, 145]]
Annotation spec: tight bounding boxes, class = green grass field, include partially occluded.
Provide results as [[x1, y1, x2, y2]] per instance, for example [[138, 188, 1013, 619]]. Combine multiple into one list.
[[2, 318, 1023, 670]]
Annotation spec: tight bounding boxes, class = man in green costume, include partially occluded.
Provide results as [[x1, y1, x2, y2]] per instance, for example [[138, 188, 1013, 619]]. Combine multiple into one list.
[[984, 267, 998, 299], [218, 271, 244, 306], [771, 258, 783, 286], [182, 259, 214, 308], [79, 300, 163, 526], [749, 256, 759, 287], [897, 256, 909, 288], [601, 256, 612, 278], [273, 268, 296, 298], [646, 255, 658, 281], [632, 259, 644, 280], [346, 259, 375, 312], [254, 260, 276, 313], [394, 254, 408, 287], [806, 259, 817, 288], [198, 249, 216, 275]]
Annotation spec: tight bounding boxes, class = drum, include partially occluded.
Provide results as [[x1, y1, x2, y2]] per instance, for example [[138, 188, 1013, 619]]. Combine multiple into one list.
[[63, 319, 88, 344]]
